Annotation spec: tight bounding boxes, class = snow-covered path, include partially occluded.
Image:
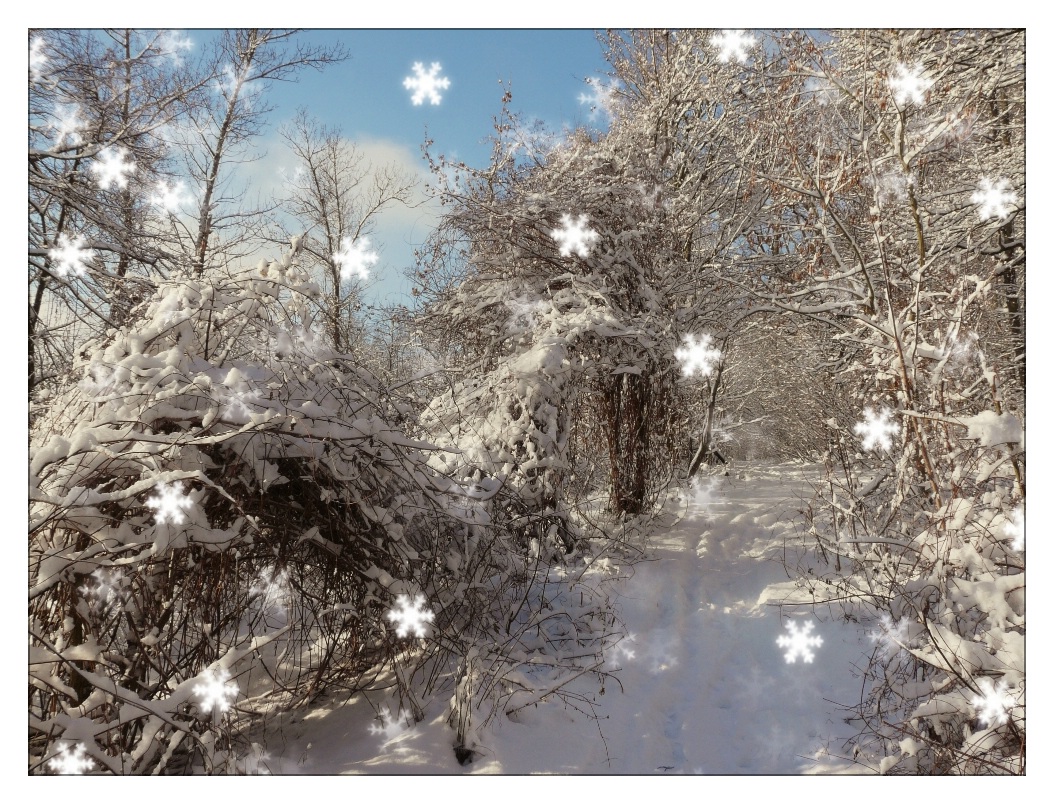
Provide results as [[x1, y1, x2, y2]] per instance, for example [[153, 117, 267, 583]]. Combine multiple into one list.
[[258, 463, 869, 774]]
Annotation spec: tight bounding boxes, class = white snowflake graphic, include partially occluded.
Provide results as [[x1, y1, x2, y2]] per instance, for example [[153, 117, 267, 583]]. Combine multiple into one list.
[[79, 362, 124, 399], [215, 64, 259, 108], [867, 613, 912, 656], [578, 77, 620, 121], [682, 475, 722, 519], [873, 167, 915, 207], [971, 177, 1017, 222], [550, 213, 599, 258], [48, 742, 94, 774], [368, 705, 414, 741], [888, 64, 932, 107], [675, 333, 722, 378], [30, 36, 47, 82], [155, 30, 193, 64], [78, 567, 125, 608], [504, 296, 548, 331], [193, 666, 239, 714], [150, 180, 191, 212], [333, 236, 379, 282], [711, 30, 757, 64], [386, 594, 435, 638], [403, 61, 450, 106], [1004, 506, 1024, 551], [90, 146, 136, 190], [776, 620, 823, 663], [219, 386, 261, 423], [942, 331, 979, 372], [48, 233, 95, 278], [249, 566, 291, 610], [48, 104, 85, 149], [969, 677, 1014, 728], [855, 407, 900, 452], [146, 481, 194, 525]]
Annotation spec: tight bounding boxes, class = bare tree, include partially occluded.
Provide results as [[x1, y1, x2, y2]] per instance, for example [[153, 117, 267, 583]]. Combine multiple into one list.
[[278, 109, 417, 351]]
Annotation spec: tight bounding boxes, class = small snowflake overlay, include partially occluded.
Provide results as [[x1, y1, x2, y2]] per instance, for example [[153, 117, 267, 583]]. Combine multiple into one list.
[[386, 594, 435, 638], [48, 742, 94, 775], [777, 620, 823, 664], [675, 333, 722, 378], [1004, 506, 1024, 551], [971, 177, 1017, 222], [712, 30, 757, 64], [368, 705, 414, 741], [193, 667, 239, 714], [404, 61, 450, 106], [578, 77, 620, 121], [30, 37, 47, 82], [867, 613, 912, 656], [888, 64, 932, 106], [333, 236, 379, 282], [49, 104, 84, 148], [855, 406, 899, 452], [550, 213, 599, 258], [90, 146, 136, 190], [150, 180, 190, 212], [970, 677, 1014, 728], [146, 481, 194, 525], [49, 233, 95, 278]]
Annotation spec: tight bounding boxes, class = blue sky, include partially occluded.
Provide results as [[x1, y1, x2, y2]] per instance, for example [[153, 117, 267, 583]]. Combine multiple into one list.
[[205, 29, 616, 307]]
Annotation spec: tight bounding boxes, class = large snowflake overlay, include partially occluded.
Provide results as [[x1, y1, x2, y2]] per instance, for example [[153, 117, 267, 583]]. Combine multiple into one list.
[[218, 386, 261, 423], [504, 296, 548, 332], [578, 77, 620, 121], [550, 213, 599, 258], [867, 613, 912, 656], [969, 677, 1015, 728], [150, 180, 191, 213], [854, 407, 900, 452], [90, 147, 136, 190], [48, 104, 84, 148], [682, 475, 722, 519], [776, 620, 823, 663], [48, 742, 94, 774], [888, 64, 933, 106], [193, 667, 239, 714], [386, 594, 435, 638], [872, 167, 915, 207], [215, 64, 259, 109], [333, 236, 379, 282], [675, 333, 722, 378], [711, 30, 757, 64], [250, 566, 291, 610], [404, 61, 450, 106], [30, 37, 48, 82], [49, 233, 95, 278], [1004, 506, 1024, 551], [368, 705, 415, 741], [971, 177, 1018, 222], [78, 567, 126, 609], [155, 30, 194, 64], [79, 362, 125, 400], [146, 481, 194, 525]]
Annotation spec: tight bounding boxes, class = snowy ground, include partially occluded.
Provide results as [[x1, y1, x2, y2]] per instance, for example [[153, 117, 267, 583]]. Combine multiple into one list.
[[249, 463, 875, 775]]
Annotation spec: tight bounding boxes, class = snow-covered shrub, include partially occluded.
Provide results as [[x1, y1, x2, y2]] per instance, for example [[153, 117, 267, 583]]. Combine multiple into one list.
[[743, 29, 1026, 774], [30, 244, 622, 772]]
